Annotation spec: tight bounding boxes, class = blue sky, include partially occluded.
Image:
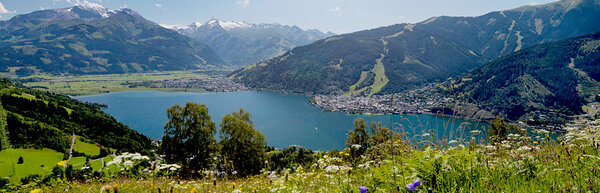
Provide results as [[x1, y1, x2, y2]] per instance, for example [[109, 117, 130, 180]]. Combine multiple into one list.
[[0, 0, 558, 34]]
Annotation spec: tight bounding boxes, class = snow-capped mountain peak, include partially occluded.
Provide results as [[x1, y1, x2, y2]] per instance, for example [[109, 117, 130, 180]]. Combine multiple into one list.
[[72, 1, 114, 18], [202, 18, 253, 30]]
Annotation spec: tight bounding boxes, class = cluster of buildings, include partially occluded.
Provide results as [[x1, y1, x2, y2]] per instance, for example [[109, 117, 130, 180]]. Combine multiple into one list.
[[311, 85, 454, 115], [150, 76, 248, 92]]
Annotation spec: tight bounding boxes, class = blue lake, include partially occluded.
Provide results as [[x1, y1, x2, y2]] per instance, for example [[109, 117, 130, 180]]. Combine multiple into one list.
[[75, 91, 488, 150]]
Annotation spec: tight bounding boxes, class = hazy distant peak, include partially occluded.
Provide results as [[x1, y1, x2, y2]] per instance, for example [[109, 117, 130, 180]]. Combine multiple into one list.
[[160, 23, 190, 30]]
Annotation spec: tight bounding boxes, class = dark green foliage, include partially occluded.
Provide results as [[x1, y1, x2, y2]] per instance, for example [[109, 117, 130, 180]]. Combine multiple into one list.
[[489, 118, 508, 143], [219, 109, 266, 176], [0, 79, 151, 154], [20, 174, 41, 184], [0, 6, 226, 75], [488, 118, 527, 143], [234, 0, 600, 94], [266, 146, 316, 172], [452, 31, 600, 121], [159, 102, 217, 173], [65, 165, 74, 180], [346, 118, 393, 164], [51, 166, 64, 180], [6, 113, 70, 153], [346, 118, 370, 157], [0, 178, 8, 189], [15, 68, 35, 77], [17, 156, 23, 164]]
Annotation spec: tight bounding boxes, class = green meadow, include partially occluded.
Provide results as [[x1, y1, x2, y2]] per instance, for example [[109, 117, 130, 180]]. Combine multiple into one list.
[[0, 149, 63, 184]]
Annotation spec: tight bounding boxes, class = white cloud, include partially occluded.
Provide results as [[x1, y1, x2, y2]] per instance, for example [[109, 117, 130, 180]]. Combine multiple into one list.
[[330, 6, 341, 15], [236, 0, 250, 8], [0, 2, 16, 14], [155, 3, 162, 8], [529, 1, 538, 5]]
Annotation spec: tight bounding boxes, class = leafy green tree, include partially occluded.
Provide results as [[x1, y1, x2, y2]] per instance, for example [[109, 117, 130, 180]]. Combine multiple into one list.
[[219, 109, 266, 176], [369, 122, 392, 145], [159, 102, 217, 172], [489, 118, 507, 143], [489, 118, 527, 143], [346, 118, 370, 158]]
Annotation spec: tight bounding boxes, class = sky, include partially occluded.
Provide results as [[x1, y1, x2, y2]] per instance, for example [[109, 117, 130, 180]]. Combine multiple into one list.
[[0, 0, 559, 34]]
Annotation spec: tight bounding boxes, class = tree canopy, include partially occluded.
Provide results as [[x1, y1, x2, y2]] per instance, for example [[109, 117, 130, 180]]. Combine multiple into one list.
[[159, 102, 217, 172], [219, 109, 266, 176]]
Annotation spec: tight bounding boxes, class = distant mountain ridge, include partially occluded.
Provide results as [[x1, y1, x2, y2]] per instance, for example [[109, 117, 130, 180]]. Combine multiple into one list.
[[0, 4, 226, 75], [233, 0, 600, 95], [166, 18, 335, 66], [450, 31, 600, 121]]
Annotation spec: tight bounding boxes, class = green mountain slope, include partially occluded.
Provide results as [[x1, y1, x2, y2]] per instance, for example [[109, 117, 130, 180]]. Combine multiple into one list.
[[0, 5, 226, 75], [233, 0, 600, 95], [451, 31, 600, 120], [0, 79, 151, 154]]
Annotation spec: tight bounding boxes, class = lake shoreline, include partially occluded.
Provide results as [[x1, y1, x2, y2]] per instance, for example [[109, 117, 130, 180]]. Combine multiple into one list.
[[76, 90, 489, 151]]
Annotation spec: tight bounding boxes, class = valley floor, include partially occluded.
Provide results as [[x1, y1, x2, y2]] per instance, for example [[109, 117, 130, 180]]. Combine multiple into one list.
[[0, 70, 244, 96]]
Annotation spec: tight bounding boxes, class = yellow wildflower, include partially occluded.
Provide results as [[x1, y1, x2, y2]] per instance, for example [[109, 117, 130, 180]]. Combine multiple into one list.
[[57, 160, 67, 166], [30, 189, 41, 193], [190, 188, 196, 193], [533, 141, 538, 144], [490, 166, 495, 170], [344, 153, 350, 156]]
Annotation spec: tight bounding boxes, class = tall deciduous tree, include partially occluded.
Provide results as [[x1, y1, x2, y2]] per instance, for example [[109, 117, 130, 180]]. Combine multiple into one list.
[[346, 118, 370, 157], [159, 102, 216, 172], [219, 109, 266, 176]]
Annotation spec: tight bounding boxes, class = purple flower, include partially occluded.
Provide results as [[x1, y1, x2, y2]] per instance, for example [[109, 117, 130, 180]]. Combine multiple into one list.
[[359, 186, 368, 193], [406, 179, 421, 191]]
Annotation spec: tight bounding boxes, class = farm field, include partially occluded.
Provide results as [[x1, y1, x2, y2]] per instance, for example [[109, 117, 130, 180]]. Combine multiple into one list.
[[0, 149, 63, 184], [0, 70, 229, 96]]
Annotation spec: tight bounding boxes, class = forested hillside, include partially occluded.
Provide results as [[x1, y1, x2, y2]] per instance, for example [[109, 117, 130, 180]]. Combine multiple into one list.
[[450, 31, 600, 121], [0, 79, 151, 154]]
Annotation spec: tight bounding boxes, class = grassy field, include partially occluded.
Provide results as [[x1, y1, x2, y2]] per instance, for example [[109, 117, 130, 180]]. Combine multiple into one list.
[[368, 54, 389, 96], [0, 149, 63, 184], [345, 54, 389, 97], [73, 137, 100, 157], [0, 70, 230, 96]]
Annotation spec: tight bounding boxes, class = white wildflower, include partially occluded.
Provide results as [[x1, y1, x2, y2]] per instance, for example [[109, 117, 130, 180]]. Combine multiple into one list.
[[517, 146, 532, 152]]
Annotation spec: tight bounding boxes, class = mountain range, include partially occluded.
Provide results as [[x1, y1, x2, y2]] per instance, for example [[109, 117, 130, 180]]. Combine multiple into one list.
[[450, 31, 600, 121], [166, 19, 335, 67], [232, 0, 600, 95], [0, 4, 225, 75]]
